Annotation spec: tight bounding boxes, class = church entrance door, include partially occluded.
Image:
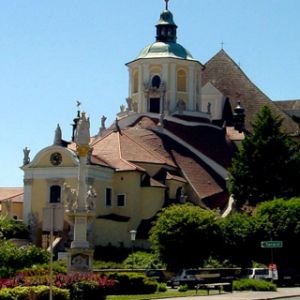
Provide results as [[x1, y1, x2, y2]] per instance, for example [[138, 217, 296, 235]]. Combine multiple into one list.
[[149, 98, 160, 113]]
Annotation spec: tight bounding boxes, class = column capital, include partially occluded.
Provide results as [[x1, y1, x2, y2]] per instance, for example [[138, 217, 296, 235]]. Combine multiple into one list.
[[24, 178, 33, 186]]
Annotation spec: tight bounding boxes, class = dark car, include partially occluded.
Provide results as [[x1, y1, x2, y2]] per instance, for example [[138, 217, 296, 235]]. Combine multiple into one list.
[[145, 269, 167, 283]]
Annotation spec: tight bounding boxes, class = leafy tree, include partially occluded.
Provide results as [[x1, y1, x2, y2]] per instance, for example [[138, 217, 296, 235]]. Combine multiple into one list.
[[0, 241, 49, 278], [149, 204, 221, 269], [0, 215, 29, 239], [254, 197, 300, 268], [229, 106, 300, 207], [219, 213, 259, 267]]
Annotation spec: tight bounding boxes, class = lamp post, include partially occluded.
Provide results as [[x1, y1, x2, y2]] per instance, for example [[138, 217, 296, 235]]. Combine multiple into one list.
[[130, 230, 137, 269]]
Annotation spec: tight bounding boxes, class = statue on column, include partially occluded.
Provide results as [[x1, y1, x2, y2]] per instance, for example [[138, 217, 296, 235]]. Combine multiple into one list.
[[75, 112, 90, 146], [63, 183, 78, 211], [23, 147, 30, 165], [85, 186, 97, 211]]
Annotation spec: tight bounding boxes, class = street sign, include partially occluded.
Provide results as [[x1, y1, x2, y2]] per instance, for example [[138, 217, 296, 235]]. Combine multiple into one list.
[[261, 241, 283, 248]]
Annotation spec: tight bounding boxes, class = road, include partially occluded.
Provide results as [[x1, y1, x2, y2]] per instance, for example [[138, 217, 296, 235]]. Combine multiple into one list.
[[155, 287, 300, 300], [277, 298, 300, 300]]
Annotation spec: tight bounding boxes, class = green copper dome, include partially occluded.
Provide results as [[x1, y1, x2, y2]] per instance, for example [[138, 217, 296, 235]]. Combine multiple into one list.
[[137, 41, 194, 60]]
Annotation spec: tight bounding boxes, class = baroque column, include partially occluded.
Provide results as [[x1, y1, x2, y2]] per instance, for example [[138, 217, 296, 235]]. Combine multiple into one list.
[[65, 112, 96, 273]]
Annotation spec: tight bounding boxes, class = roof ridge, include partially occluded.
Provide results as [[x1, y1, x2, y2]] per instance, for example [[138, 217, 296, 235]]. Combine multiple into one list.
[[117, 132, 143, 171], [0, 191, 24, 201], [91, 130, 114, 147]]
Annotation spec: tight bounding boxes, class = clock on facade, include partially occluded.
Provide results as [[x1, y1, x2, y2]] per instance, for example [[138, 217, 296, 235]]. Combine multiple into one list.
[[50, 152, 62, 166]]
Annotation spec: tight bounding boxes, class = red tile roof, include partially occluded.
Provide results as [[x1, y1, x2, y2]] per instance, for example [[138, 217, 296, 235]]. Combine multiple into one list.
[[0, 188, 24, 203], [164, 119, 237, 168]]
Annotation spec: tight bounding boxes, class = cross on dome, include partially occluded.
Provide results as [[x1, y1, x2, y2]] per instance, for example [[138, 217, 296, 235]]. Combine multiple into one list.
[[165, 0, 170, 10]]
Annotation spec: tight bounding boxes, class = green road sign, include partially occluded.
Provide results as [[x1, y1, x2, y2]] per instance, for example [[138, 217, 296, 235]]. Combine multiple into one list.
[[261, 241, 283, 248]]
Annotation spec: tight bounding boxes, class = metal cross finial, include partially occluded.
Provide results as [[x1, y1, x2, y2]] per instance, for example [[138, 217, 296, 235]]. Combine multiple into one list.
[[221, 41, 225, 49], [165, 0, 169, 10]]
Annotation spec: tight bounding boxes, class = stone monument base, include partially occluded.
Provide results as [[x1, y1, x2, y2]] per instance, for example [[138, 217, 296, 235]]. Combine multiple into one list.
[[67, 248, 94, 274]]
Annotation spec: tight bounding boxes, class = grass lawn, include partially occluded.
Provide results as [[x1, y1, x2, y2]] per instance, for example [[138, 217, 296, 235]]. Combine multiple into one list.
[[107, 288, 220, 300]]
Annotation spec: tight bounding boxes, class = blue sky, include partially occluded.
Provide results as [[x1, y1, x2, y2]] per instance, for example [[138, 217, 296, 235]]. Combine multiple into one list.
[[1, 0, 300, 187]]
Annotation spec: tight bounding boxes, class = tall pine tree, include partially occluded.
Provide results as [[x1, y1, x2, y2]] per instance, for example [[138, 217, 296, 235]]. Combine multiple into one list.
[[229, 106, 300, 207]]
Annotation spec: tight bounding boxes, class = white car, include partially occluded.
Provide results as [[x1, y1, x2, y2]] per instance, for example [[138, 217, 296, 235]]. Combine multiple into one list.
[[245, 268, 276, 280]]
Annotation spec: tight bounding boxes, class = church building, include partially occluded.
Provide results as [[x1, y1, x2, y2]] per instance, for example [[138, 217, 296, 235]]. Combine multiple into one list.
[[18, 1, 298, 249]]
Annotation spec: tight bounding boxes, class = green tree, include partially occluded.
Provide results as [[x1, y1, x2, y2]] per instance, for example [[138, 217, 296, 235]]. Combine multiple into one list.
[[229, 106, 300, 207], [254, 197, 300, 268], [219, 213, 258, 267], [0, 215, 29, 239], [149, 204, 221, 269], [0, 240, 49, 278]]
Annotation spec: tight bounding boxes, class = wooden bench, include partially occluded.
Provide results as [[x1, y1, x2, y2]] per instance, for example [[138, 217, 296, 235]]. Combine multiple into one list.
[[195, 282, 232, 295]]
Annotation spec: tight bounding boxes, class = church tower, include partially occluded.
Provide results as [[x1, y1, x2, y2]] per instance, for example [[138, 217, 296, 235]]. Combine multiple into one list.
[[126, 1, 203, 115]]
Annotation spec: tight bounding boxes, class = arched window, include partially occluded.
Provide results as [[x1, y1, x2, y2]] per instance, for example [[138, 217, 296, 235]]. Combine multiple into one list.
[[177, 69, 187, 92], [50, 185, 61, 203], [151, 75, 161, 88], [133, 71, 138, 93]]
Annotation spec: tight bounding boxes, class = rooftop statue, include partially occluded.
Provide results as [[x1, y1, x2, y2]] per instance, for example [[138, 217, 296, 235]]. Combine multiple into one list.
[[23, 147, 30, 165], [53, 124, 62, 145]]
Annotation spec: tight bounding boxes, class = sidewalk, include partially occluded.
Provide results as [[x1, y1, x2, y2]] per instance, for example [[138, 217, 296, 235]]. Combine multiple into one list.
[[155, 287, 300, 300]]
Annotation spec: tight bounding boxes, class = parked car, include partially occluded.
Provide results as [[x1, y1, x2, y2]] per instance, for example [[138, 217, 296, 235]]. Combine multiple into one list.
[[244, 268, 272, 280], [145, 269, 168, 282], [168, 268, 222, 288]]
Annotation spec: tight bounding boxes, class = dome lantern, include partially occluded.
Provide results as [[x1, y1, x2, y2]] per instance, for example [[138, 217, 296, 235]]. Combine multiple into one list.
[[156, 2, 177, 43]]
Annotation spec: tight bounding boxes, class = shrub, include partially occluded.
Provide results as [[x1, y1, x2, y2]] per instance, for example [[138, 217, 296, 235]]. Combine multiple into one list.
[[233, 279, 277, 291], [157, 283, 167, 292], [0, 216, 29, 240], [123, 251, 165, 269], [178, 284, 188, 292], [70, 281, 106, 300], [0, 286, 69, 300], [93, 260, 124, 270], [18, 260, 67, 277], [31, 286, 69, 300], [108, 272, 157, 295], [0, 241, 49, 278]]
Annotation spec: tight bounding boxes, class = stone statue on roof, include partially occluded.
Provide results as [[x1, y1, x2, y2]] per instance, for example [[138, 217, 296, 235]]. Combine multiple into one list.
[[132, 101, 138, 112], [23, 147, 30, 165], [53, 124, 62, 146], [75, 112, 90, 146], [207, 102, 211, 114], [101, 115, 107, 129], [176, 99, 186, 114], [120, 104, 126, 112], [126, 97, 133, 111]]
